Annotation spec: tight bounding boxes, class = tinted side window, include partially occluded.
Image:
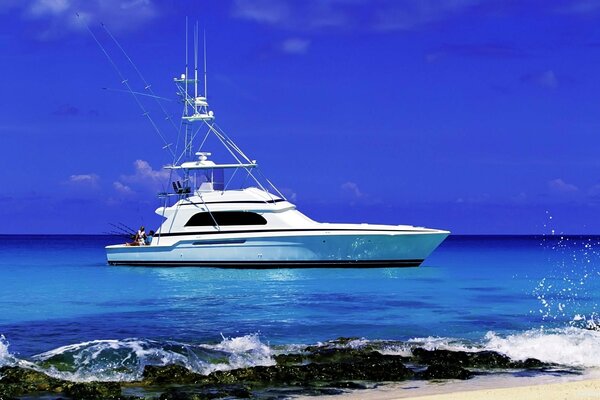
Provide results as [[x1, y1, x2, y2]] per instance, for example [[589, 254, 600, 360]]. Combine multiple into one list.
[[185, 211, 267, 226]]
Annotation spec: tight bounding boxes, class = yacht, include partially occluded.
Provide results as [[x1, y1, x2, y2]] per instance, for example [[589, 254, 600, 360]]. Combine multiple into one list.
[[105, 26, 449, 267]]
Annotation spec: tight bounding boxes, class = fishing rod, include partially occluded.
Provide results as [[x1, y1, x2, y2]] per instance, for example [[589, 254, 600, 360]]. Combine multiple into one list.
[[116, 222, 137, 233], [109, 223, 135, 237], [103, 231, 131, 239], [102, 87, 172, 101]]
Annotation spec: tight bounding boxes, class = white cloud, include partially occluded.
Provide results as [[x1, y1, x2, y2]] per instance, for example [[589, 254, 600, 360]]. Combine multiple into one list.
[[512, 192, 528, 203], [341, 181, 363, 198], [69, 173, 99, 184], [232, 0, 291, 25], [537, 70, 558, 89], [231, 0, 481, 32], [374, 0, 480, 31], [548, 178, 578, 193], [63, 173, 99, 192], [231, 0, 349, 30], [521, 70, 558, 89], [280, 187, 297, 202], [538, 70, 559, 88], [118, 159, 174, 194], [9, 0, 157, 40], [122, 159, 170, 182], [113, 181, 134, 195], [280, 38, 311, 54], [340, 181, 382, 205], [29, 0, 70, 16], [454, 193, 491, 204], [0, 1, 21, 13]]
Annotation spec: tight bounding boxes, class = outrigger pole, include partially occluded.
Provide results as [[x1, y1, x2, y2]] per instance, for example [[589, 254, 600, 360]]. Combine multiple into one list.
[[76, 13, 175, 159]]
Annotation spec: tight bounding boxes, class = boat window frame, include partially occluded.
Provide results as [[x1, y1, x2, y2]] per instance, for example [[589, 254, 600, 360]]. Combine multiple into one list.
[[184, 211, 268, 227]]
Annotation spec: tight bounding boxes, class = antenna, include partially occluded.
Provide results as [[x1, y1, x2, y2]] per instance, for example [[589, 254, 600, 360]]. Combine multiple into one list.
[[203, 29, 207, 99], [194, 21, 199, 100], [185, 17, 189, 118]]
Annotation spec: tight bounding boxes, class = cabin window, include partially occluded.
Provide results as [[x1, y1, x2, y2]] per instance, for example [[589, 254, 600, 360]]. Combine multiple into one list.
[[185, 211, 267, 227], [198, 168, 224, 191]]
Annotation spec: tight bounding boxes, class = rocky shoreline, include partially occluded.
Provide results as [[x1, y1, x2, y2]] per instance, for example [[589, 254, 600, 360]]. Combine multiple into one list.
[[0, 338, 569, 400]]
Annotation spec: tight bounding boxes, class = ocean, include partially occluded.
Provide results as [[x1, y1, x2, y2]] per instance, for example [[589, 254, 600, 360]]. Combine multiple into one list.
[[1, 234, 599, 384]]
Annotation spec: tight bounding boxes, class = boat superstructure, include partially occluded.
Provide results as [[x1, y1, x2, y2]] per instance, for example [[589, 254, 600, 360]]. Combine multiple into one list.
[[105, 23, 449, 267]]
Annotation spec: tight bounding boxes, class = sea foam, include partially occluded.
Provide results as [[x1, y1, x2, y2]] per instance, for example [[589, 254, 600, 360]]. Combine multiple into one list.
[[399, 326, 600, 369], [0, 335, 13, 367], [483, 328, 600, 368], [200, 333, 274, 372], [25, 334, 275, 382]]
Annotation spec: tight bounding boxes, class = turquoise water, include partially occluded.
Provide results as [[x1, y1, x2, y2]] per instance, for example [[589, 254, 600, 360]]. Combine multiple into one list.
[[1, 235, 600, 381]]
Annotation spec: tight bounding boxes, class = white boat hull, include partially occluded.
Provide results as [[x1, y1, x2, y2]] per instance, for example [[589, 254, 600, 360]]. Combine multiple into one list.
[[106, 230, 449, 268]]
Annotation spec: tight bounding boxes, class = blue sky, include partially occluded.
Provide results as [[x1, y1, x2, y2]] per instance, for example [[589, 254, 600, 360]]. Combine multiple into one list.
[[1, 0, 600, 234]]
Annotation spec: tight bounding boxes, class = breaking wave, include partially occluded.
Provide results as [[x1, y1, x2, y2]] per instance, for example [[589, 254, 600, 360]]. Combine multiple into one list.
[[1, 326, 600, 382], [313, 325, 600, 370], [0, 334, 274, 382], [392, 326, 600, 368], [0, 335, 13, 367], [483, 328, 600, 368]]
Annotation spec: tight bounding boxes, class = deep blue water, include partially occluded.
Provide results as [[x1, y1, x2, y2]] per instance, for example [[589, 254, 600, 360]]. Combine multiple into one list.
[[1, 234, 600, 381]]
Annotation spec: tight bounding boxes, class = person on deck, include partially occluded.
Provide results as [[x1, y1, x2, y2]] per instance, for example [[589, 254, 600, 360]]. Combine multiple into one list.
[[145, 230, 154, 245], [135, 226, 146, 246]]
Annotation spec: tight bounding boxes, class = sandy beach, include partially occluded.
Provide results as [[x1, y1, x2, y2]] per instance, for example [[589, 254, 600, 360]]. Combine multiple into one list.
[[399, 379, 600, 400], [297, 374, 600, 400]]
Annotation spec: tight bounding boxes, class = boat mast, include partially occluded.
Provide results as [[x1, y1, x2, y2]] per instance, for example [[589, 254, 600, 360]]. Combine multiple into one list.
[[169, 21, 286, 201], [184, 17, 190, 159], [204, 29, 208, 100], [194, 21, 199, 103]]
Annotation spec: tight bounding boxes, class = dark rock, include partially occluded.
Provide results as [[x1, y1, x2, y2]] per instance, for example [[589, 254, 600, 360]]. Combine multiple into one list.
[[206, 354, 414, 386], [411, 348, 550, 370], [412, 348, 470, 367], [299, 338, 394, 363], [275, 347, 373, 366], [158, 389, 205, 400], [468, 351, 513, 368], [511, 358, 548, 369], [142, 351, 414, 388], [0, 344, 553, 400], [0, 366, 136, 400], [63, 381, 122, 399], [417, 364, 473, 380], [143, 364, 203, 385], [274, 353, 305, 366], [0, 366, 63, 396], [0, 365, 60, 386], [158, 385, 252, 400], [0, 384, 20, 400]]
